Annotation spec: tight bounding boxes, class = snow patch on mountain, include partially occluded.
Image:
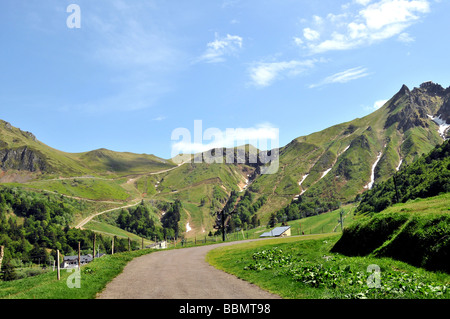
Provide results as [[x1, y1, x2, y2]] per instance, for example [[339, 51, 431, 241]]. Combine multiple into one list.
[[365, 152, 382, 190], [321, 168, 332, 179], [396, 158, 403, 171], [427, 114, 450, 140], [298, 174, 309, 186]]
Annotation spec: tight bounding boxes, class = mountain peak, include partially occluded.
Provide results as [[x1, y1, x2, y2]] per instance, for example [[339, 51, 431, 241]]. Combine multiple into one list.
[[416, 81, 445, 95], [399, 84, 410, 95]]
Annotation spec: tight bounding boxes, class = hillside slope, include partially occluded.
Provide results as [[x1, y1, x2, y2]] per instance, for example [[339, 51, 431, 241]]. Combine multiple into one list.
[[0, 120, 175, 180], [252, 81, 449, 221], [331, 140, 450, 273], [1, 81, 448, 236]]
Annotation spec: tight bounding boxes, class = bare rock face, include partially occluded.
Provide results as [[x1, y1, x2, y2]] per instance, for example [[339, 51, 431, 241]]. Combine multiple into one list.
[[0, 147, 47, 172], [437, 97, 450, 125], [385, 81, 450, 132]]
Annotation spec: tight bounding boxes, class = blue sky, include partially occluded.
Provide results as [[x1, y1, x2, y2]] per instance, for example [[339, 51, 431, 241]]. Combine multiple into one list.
[[1, 0, 449, 159]]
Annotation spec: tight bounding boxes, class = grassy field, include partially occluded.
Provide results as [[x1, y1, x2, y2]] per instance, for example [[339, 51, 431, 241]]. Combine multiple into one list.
[[15, 178, 132, 201], [0, 249, 155, 299], [206, 234, 450, 299], [82, 220, 154, 247]]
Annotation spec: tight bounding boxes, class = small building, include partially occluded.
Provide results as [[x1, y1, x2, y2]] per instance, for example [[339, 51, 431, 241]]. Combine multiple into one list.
[[260, 226, 291, 238], [146, 241, 167, 249], [61, 253, 105, 269]]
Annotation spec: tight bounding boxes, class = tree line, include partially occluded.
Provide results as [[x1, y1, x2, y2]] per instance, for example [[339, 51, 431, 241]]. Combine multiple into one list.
[[0, 186, 138, 281], [116, 199, 182, 240]]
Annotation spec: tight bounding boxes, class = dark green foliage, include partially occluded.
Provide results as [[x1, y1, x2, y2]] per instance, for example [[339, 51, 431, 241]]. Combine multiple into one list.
[[0, 186, 135, 281], [214, 190, 265, 235], [332, 212, 450, 273], [332, 141, 450, 273], [161, 199, 182, 239], [116, 203, 163, 240], [331, 214, 409, 256], [243, 247, 449, 298], [232, 191, 266, 230], [356, 140, 450, 215], [115, 200, 182, 240], [270, 191, 341, 228], [374, 214, 450, 272]]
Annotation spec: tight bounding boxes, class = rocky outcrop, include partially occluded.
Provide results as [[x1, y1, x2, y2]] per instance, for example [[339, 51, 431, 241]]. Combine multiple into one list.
[[0, 147, 47, 172], [384, 81, 450, 132], [385, 103, 430, 132], [437, 97, 450, 125]]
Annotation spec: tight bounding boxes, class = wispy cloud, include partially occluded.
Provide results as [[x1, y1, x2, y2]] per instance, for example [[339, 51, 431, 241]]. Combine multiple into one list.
[[196, 33, 243, 63], [309, 66, 370, 88], [75, 1, 185, 112], [248, 59, 321, 88], [296, 0, 431, 54], [397, 32, 415, 43], [152, 116, 167, 121]]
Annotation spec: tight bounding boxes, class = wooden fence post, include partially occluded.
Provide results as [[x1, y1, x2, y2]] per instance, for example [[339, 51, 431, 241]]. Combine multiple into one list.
[[57, 250, 61, 281], [111, 237, 114, 255], [78, 242, 81, 271], [93, 234, 96, 259], [0, 246, 4, 273], [128, 237, 131, 251]]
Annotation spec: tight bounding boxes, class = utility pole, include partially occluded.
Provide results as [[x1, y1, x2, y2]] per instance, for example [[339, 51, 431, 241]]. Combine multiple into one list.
[[57, 250, 61, 281], [93, 234, 96, 259], [78, 242, 81, 271], [222, 211, 226, 242], [339, 209, 344, 231], [0, 246, 4, 273], [393, 174, 400, 204]]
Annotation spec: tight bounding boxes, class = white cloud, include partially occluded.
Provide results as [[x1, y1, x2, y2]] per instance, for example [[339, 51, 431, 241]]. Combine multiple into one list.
[[197, 33, 243, 63], [309, 66, 370, 88], [398, 32, 415, 42], [373, 99, 388, 109], [293, 37, 304, 46], [171, 123, 279, 154], [364, 99, 389, 112], [248, 59, 320, 87], [296, 0, 430, 54], [354, 0, 373, 5], [303, 28, 321, 41]]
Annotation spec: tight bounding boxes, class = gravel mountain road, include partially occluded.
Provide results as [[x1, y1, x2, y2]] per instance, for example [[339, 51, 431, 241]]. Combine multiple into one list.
[[97, 240, 281, 299]]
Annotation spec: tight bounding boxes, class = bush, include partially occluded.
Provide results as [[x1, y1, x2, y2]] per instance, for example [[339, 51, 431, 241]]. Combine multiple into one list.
[[332, 212, 450, 273]]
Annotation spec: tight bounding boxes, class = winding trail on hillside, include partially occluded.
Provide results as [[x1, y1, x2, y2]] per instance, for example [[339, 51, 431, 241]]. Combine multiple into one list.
[[75, 200, 142, 229], [72, 162, 188, 229], [96, 239, 281, 299]]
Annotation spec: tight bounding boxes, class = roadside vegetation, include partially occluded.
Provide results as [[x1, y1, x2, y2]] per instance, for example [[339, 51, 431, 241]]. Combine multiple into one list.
[[206, 234, 449, 299], [0, 248, 154, 299]]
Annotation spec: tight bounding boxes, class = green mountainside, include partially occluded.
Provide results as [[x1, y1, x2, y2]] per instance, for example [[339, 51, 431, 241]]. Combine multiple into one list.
[[331, 140, 450, 272], [251, 81, 449, 221], [1, 81, 449, 237], [0, 120, 175, 180]]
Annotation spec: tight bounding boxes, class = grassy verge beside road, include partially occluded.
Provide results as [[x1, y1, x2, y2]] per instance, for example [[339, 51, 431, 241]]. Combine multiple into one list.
[[206, 234, 450, 299], [0, 249, 154, 299]]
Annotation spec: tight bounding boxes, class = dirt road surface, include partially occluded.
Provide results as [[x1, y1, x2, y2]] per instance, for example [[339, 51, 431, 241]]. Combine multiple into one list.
[[97, 240, 281, 299]]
